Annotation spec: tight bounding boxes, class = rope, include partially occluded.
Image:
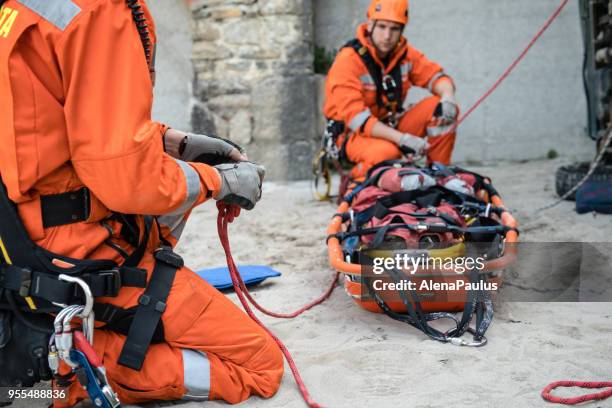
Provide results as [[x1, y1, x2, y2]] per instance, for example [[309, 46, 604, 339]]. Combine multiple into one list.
[[453, 0, 570, 130], [217, 202, 334, 408], [532, 126, 612, 214], [542, 381, 612, 405], [451, 2, 612, 402], [450, 0, 612, 215]]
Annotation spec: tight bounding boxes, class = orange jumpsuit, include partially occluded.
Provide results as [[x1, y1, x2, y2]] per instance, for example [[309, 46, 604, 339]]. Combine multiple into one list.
[[0, 0, 282, 405], [324, 23, 457, 179]]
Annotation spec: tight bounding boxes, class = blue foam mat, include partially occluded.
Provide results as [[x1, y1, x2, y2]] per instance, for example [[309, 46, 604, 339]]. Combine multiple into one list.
[[196, 265, 281, 290]]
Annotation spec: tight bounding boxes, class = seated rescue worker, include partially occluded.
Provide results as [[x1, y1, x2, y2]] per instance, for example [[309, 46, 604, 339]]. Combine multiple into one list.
[[0, 0, 283, 406], [324, 0, 460, 180]]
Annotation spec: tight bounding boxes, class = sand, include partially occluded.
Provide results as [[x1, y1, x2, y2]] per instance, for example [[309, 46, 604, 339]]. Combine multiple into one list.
[[13, 159, 611, 408], [164, 158, 612, 408]]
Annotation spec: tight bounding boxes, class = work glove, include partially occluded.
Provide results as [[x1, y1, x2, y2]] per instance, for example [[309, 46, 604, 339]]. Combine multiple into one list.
[[214, 162, 265, 210], [181, 133, 247, 165], [399, 133, 428, 156], [436, 95, 459, 125]]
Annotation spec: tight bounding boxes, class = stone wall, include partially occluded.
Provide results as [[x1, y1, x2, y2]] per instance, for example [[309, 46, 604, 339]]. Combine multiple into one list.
[[149, 1, 193, 132], [189, 0, 318, 180]]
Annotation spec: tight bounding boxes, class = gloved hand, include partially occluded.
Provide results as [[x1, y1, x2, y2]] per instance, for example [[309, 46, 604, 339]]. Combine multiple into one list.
[[437, 95, 459, 125], [181, 133, 247, 165], [398, 133, 428, 155], [214, 162, 265, 210]]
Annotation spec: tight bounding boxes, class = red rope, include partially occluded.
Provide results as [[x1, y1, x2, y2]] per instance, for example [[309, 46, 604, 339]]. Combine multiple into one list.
[[217, 202, 335, 408], [478, 2, 612, 405], [452, 0, 570, 131], [542, 381, 612, 405]]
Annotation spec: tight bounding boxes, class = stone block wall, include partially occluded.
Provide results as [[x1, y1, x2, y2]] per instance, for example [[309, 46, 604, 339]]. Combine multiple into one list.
[[189, 0, 318, 180]]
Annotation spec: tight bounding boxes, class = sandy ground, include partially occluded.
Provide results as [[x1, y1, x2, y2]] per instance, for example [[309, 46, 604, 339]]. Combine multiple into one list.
[[13, 159, 610, 408], [158, 158, 612, 408]]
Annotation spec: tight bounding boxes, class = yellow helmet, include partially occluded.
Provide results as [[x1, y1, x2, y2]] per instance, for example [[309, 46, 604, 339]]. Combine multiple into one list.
[[367, 0, 409, 25]]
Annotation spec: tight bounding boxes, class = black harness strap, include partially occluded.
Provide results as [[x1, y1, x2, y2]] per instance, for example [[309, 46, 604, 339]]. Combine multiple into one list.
[[40, 188, 90, 228], [0, 263, 147, 305], [117, 247, 181, 371], [344, 38, 406, 122], [94, 302, 165, 344]]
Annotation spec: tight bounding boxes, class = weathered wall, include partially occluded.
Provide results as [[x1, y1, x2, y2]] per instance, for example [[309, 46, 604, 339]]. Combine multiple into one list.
[[188, 0, 318, 180], [149, 0, 193, 132], [314, 0, 594, 163], [149, 0, 590, 180]]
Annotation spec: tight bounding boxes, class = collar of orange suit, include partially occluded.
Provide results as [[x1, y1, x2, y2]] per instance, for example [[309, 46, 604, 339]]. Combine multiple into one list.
[[356, 23, 408, 75]]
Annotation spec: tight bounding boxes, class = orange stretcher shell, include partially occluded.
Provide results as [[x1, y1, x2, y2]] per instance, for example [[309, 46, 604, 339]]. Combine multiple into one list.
[[327, 188, 519, 314]]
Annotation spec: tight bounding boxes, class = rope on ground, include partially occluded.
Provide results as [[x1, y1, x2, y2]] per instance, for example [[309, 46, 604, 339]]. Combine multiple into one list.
[[542, 381, 612, 405], [217, 202, 333, 408]]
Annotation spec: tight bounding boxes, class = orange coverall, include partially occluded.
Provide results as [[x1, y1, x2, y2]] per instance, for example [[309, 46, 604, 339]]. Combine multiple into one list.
[[324, 23, 457, 179], [0, 0, 282, 405]]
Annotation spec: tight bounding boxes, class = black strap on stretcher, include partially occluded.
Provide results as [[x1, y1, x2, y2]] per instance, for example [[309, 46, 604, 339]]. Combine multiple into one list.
[[361, 254, 493, 344]]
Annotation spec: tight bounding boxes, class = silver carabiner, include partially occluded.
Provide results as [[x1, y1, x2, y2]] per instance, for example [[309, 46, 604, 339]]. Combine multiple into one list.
[[58, 275, 95, 344], [448, 328, 488, 348]]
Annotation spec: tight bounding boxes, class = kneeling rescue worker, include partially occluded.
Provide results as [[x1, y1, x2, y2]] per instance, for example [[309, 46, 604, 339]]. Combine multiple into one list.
[[324, 0, 460, 180], [0, 0, 284, 406]]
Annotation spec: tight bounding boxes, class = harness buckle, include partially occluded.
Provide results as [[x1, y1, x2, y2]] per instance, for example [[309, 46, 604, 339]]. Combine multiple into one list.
[[99, 269, 122, 298], [153, 247, 184, 269], [18, 267, 33, 297]]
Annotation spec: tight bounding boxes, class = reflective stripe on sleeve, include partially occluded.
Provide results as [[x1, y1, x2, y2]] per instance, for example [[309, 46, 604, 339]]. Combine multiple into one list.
[[348, 108, 372, 132], [169, 159, 201, 216], [401, 62, 412, 77], [359, 73, 375, 86], [17, 0, 80, 30]]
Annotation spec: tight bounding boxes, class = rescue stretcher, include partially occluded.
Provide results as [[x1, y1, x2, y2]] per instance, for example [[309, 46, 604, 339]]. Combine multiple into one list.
[[325, 160, 519, 346]]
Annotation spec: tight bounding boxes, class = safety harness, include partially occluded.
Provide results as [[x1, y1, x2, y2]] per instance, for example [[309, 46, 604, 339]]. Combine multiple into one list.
[[0, 178, 176, 356], [326, 38, 406, 159], [345, 38, 406, 128], [313, 39, 406, 201]]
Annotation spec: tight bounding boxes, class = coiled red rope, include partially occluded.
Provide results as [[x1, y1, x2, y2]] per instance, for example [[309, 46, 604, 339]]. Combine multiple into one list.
[[217, 202, 335, 408], [542, 381, 612, 405]]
